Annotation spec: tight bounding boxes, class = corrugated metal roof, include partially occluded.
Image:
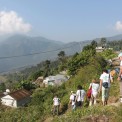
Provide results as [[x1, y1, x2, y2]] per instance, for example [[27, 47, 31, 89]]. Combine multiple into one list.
[[9, 89, 31, 101]]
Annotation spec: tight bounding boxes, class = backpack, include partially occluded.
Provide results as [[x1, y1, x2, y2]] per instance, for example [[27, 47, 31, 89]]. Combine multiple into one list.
[[102, 73, 110, 88], [87, 85, 92, 98], [73, 95, 76, 102], [102, 82, 108, 88]]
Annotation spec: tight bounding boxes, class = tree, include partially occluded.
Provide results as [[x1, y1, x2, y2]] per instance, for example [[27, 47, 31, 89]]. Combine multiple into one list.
[[100, 38, 107, 48], [43, 60, 51, 78], [44, 60, 51, 69], [91, 40, 97, 48], [58, 51, 67, 71], [58, 51, 66, 63], [30, 70, 43, 81], [0, 83, 6, 91], [67, 44, 96, 75], [58, 51, 65, 57], [17, 80, 35, 90]]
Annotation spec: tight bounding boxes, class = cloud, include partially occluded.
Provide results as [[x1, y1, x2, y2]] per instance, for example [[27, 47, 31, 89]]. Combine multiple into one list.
[[0, 11, 31, 34], [115, 21, 122, 31]]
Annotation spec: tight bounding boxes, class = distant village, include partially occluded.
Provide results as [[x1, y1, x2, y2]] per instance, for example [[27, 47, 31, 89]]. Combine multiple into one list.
[[0, 71, 69, 108]]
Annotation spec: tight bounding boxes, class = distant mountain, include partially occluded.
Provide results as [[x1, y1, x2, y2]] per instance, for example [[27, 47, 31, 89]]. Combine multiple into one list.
[[0, 35, 81, 73], [94, 34, 122, 42], [0, 34, 122, 73]]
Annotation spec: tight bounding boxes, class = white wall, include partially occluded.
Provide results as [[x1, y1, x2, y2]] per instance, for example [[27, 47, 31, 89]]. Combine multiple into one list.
[[1, 95, 31, 108], [1, 95, 17, 107]]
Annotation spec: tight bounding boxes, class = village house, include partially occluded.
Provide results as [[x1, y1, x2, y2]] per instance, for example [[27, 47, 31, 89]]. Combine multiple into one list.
[[43, 74, 68, 87], [1, 89, 31, 108], [34, 76, 44, 87], [95, 46, 105, 52]]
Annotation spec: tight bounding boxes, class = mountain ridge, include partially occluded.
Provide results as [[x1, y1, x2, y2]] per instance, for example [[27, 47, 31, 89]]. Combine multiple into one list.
[[0, 34, 122, 73]]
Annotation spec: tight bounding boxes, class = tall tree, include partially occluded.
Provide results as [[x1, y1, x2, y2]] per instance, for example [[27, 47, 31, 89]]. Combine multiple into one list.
[[58, 51, 67, 71], [91, 40, 97, 48], [58, 51, 66, 62], [43, 60, 51, 78], [100, 38, 107, 47]]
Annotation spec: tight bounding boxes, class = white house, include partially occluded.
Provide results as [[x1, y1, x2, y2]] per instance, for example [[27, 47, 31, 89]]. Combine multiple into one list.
[[43, 74, 68, 87], [1, 89, 31, 108], [95, 46, 105, 52]]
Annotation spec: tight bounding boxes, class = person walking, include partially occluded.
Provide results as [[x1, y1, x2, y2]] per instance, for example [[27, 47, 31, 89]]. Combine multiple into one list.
[[118, 53, 122, 81], [69, 91, 76, 111], [117, 52, 122, 102], [52, 95, 60, 116], [75, 85, 86, 108], [99, 69, 112, 106], [89, 78, 99, 106]]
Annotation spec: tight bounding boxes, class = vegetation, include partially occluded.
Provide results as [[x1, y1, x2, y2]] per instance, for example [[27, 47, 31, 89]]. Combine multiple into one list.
[[0, 40, 121, 121]]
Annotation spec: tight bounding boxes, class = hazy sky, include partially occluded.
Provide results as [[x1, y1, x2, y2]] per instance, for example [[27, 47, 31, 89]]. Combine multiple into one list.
[[0, 0, 122, 42]]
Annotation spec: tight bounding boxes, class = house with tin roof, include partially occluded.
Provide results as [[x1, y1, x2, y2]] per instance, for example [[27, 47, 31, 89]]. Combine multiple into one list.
[[1, 89, 31, 108]]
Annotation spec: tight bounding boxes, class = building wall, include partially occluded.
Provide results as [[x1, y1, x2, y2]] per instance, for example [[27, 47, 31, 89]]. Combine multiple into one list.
[[1, 95, 31, 108], [1, 95, 17, 107], [17, 97, 31, 107]]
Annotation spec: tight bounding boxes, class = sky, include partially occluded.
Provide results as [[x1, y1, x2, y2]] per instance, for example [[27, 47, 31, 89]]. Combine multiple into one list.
[[0, 0, 122, 42]]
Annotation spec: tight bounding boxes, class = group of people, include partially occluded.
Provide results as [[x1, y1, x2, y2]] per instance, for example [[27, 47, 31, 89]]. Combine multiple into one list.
[[69, 69, 112, 111], [52, 52, 122, 115]]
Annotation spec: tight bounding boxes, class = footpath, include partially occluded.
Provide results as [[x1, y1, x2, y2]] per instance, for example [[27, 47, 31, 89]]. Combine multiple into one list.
[[119, 81, 122, 104]]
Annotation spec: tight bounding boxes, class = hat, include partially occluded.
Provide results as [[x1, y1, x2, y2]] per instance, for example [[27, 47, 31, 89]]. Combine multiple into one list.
[[71, 91, 74, 93], [118, 53, 122, 57]]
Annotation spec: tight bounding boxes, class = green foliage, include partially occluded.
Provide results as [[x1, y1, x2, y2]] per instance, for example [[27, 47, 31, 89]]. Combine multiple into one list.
[[17, 80, 36, 90], [1, 42, 121, 121], [0, 83, 6, 92], [107, 40, 122, 51], [99, 37, 107, 47], [100, 49, 117, 59], [0, 49, 120, 122], [29, 70, 43, 81], [53, 105, 122, 122], [91, 40, 97, 48], [67, 44, 96, 75]]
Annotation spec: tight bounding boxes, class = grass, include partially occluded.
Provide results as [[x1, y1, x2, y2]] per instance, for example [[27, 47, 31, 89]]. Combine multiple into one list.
[[52, 78, 122, 122]]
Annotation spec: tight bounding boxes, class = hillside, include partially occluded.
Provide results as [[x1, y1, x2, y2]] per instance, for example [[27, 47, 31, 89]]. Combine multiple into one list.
[[0, 44, 121, 122]]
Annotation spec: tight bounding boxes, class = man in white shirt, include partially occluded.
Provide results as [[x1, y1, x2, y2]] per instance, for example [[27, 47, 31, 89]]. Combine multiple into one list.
[[53, 95, 60, 116], [99, 69, 111, 106], [118, 52, 122, 102], [76, 85, 86, 107], [118, 53, 122, 80], [69, 91, 76, 111]]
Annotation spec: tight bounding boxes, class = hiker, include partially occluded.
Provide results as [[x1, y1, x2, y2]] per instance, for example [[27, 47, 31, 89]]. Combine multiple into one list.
[[117, 52, 122, 102], [75, 85, 86, 108], [117, 52, 122, 81], [89, 78, 99, 106], [69, 91, 76, 111], [52, 95, 60, 116], [99, 69, 112, 106], [110, 70, 116, 82]]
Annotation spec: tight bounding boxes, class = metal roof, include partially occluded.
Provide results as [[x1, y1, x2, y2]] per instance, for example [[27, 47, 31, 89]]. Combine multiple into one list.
[[8, 89, 31, 101]]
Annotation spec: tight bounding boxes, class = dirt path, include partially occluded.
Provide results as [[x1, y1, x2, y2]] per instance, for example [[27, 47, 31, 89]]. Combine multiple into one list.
[[120, 81, 122, 97], [44, 117, 53, 122]]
